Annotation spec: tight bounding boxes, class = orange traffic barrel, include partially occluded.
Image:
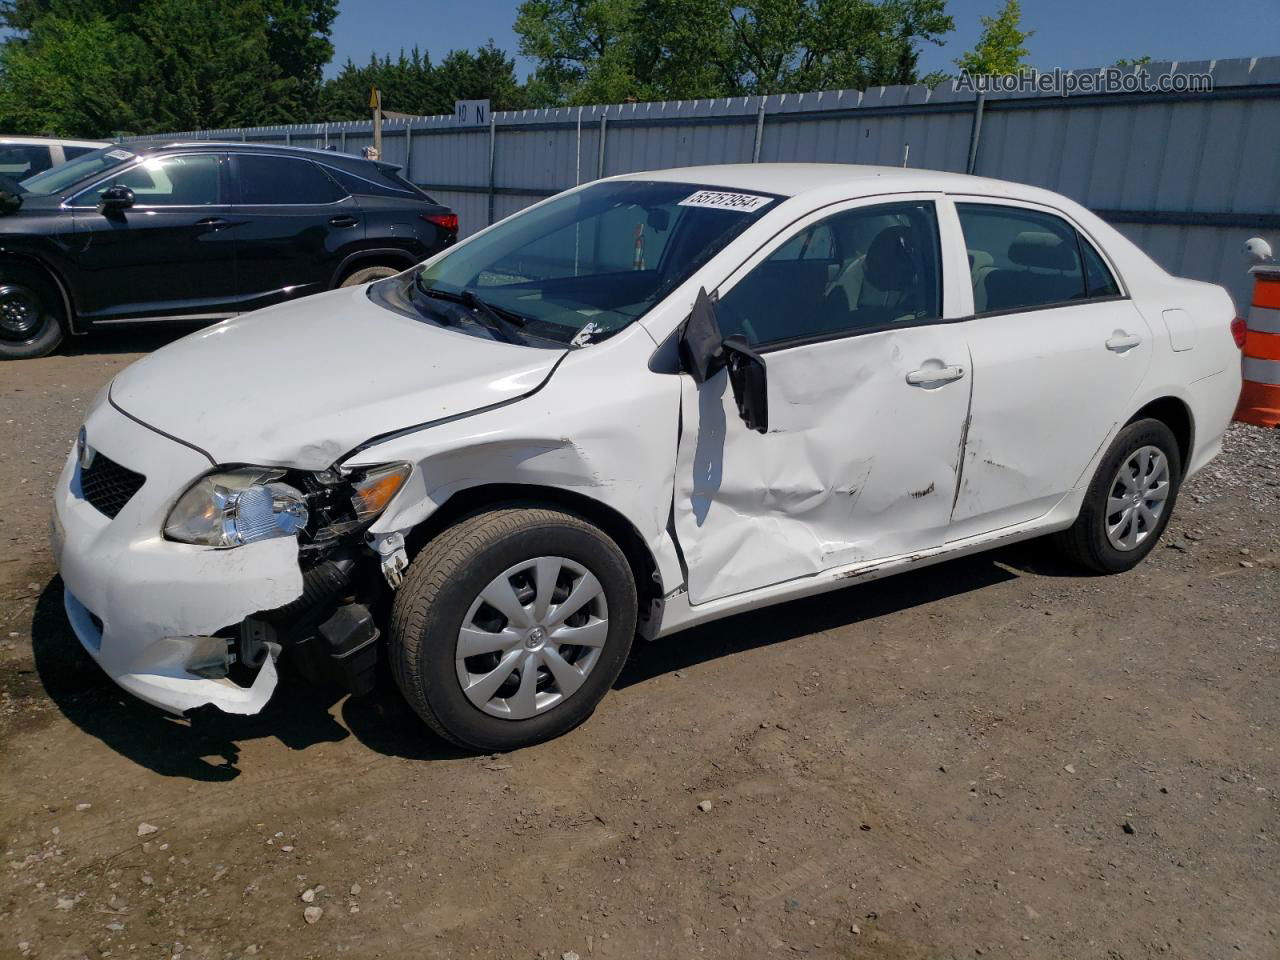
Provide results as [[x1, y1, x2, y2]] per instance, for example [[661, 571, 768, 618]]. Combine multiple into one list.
[[1235, 264, 1280, 427]]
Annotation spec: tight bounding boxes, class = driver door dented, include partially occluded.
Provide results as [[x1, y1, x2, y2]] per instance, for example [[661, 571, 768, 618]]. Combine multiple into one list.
[[672, 325, 974, 606]]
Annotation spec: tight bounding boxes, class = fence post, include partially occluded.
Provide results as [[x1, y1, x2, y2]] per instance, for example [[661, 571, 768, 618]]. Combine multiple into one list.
[[752, 100, 766, 162], [597, 113, 608, 180], [404, 121, 412, 175], [487, 113, 497, 226], [575, 106, 583, 185], [965, 93, 986, 175]]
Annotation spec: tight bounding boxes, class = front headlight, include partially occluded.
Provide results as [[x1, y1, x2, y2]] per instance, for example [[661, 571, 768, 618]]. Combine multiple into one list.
[[165, 468, 309, 548]]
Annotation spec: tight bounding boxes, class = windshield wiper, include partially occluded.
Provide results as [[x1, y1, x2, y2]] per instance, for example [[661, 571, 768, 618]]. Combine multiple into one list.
[[412, 276, 527, 343], [460, 291, 527, 345], [411, 277, 526, 344]]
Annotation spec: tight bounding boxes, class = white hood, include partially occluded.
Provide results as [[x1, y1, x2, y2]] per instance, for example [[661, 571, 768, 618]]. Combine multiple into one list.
[[109, 285, 564, 469]]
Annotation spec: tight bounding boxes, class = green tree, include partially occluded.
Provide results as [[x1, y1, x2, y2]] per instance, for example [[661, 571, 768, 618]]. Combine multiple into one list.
[[263, 0, 339, 118], [954, 0, 1031, 76], [514, 0, 955, 106], [133, 0, 289, 130], [321, 42, 530, 120], [0, 0, 336, 136], [0, 14, 152, 136], [322, 50, 438, 120], [434, 42, 530, 110], [727, 0, 953, 94], [514, 0, 639, 104]]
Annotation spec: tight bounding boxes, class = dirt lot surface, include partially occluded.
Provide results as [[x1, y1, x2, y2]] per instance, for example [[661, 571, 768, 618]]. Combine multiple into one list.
[[1, 332, 1277, 960]]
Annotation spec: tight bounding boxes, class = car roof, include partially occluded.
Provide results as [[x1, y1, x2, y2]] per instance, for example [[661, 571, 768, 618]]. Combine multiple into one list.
[[0, 135, 110, 148], [128, 140, 399, 174], [613, 162, 1062, 205]]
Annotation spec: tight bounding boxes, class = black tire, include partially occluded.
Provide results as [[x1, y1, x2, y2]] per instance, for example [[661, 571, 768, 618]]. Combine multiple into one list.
[[389, 505, 637, 752], [339, 264, 401, 288], [0, 262, 65, 360], [1054, 417, 1183, 574]]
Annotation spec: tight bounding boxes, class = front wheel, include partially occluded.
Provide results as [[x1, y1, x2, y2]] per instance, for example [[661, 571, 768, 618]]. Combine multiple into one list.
[[0, 263, 65, 360], [389, 505, 637, 752], [1053, 417, 1182, 573]]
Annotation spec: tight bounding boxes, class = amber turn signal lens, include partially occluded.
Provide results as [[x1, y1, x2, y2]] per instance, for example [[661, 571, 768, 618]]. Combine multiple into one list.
[[350, 463, 412, 520]]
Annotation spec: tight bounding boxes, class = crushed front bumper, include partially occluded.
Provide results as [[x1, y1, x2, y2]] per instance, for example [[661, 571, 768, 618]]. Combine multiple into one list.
[[51, 398, 304, 716]]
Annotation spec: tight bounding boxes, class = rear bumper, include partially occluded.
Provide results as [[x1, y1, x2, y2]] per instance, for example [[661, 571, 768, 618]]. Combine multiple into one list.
[[51, 398, 304, 716]]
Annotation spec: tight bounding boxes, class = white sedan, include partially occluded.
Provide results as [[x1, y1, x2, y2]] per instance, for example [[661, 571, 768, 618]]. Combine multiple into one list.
[[51, 164, 1244, 751]]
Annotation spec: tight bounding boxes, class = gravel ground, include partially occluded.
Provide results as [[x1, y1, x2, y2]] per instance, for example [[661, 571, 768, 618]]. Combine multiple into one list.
[[1, 332, 1277, 960]]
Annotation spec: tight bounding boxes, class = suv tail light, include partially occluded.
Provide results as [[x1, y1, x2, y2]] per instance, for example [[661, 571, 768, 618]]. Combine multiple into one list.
[[421, 213, 458, 232], [1231, 315, 1247, 350]]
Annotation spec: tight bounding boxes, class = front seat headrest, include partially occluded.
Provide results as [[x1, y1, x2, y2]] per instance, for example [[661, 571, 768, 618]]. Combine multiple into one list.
[[864, 225, 916, 292], [1008, 231, 1076, 271]]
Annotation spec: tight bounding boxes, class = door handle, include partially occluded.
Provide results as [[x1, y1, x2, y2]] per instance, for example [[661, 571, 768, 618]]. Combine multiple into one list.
[[1106, 332, 1142, 352], [329, 215, 359, 228], [195, 217, 230, 228], [906, 364, 965, 386]]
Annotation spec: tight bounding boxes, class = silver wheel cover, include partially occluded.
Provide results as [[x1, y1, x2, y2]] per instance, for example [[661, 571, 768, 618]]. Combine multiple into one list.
[[455, 556, 608, 720], [1105, 445, 1172, 551]]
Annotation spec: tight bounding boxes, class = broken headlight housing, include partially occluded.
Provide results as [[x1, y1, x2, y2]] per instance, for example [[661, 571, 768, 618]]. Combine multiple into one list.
[[305, 462, 413, 546], [164, 463, 413, 550]]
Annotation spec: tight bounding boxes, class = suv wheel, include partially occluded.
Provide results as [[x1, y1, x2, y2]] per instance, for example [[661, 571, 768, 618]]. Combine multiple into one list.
[[339, 264, 400, 287], [389, 505, 638, 752], [1054, 417, 1183, 573], [0, 263, 64, 360]]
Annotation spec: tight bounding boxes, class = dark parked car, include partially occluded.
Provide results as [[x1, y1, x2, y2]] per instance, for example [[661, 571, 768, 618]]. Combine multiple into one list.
[[0, 141, 458, 359]]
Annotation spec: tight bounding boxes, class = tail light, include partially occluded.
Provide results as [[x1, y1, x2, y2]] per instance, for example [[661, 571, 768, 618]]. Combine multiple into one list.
[[421, 212, 458, 232], [1231, 315, 1247, 350]]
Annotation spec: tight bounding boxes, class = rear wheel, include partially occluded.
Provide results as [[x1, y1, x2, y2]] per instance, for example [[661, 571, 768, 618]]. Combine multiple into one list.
[[389, 505, 637, 752], [1054, 418, 1182, 573], [0, 263, 64, 360], [339, 264, 401, 288]]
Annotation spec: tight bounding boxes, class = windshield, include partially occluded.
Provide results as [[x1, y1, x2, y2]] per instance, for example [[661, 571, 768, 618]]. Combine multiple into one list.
[[396, 180, 778, 346], [19, 144, 135, 196]]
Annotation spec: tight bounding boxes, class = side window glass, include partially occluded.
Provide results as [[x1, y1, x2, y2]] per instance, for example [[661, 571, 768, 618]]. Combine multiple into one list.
[[72, 154, 221, 207], [717, 202, 941, 347], [236, 155, 344, 204], [957, 203, 1086, 314], [772, 223, 835, 261], [62, 145, 98, 162], [325, 164, 415, 198], [1081, 238, 1120, 297], [0, 144, 53, 178]]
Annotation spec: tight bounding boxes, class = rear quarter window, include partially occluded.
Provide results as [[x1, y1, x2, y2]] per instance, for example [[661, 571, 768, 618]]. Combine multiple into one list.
[[324, 164, 425, 200]]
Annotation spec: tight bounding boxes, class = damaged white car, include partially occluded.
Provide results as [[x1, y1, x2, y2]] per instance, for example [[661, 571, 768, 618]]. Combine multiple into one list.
[[52, 164, 1244, 751]]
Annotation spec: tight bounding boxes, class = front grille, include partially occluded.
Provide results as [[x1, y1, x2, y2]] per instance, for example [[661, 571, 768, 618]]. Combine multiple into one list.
[[80, 453, 145, 519]]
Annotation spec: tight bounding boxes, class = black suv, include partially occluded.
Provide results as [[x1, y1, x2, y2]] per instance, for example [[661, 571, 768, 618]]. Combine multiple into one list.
[[0, 141, 457, 358]]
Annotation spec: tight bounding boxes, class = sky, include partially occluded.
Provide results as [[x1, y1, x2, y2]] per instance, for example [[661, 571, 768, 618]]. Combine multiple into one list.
[[327, 0, 1280, 80]]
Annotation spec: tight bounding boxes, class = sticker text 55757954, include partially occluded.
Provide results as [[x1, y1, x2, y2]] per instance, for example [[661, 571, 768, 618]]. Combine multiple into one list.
[[678, 190, 773, 213]]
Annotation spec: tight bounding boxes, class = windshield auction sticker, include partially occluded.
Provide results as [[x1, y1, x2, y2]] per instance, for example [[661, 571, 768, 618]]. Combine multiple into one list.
[[678, 190, 772, 212]]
